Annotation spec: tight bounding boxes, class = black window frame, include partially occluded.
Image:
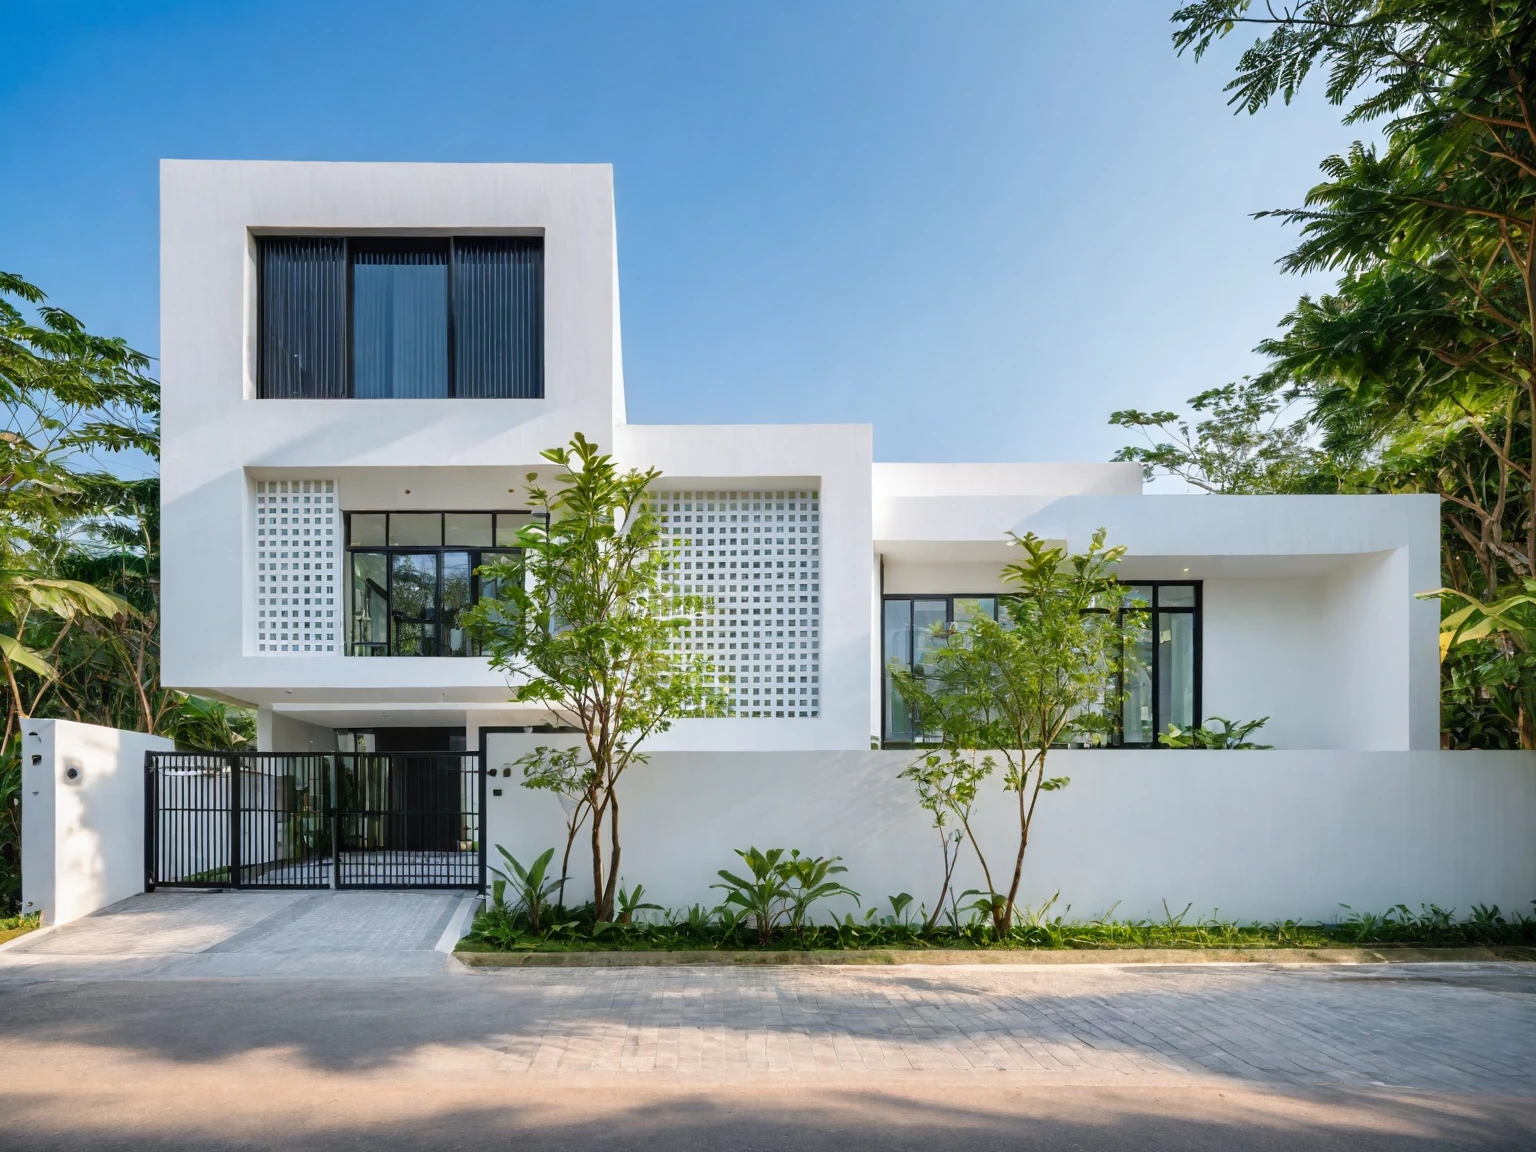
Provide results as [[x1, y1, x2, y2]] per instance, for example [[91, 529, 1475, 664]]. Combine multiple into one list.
[[345, 510, 537, 658], [878, 583, 1202, 748], [257, 234, 545, 400]]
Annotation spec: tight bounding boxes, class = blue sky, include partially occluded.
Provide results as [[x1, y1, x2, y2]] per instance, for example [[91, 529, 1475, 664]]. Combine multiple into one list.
[[2, 1, 1361, 468]]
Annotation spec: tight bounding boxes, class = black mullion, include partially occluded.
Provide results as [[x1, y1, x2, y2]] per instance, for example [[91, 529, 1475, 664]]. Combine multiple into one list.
[[385, 534, 395, 657], [344, 238, 353, 398], [1194, 583, 1203, 727], [447, 238, 457, 398], [1151, 587, 1163, 745], [435, 549, 444, 658]]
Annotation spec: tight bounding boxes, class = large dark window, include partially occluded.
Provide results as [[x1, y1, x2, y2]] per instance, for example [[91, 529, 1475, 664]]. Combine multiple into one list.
[[346, 511, 532, 657], [258, 236, 544, 399], [879, 584, 1200, 747]]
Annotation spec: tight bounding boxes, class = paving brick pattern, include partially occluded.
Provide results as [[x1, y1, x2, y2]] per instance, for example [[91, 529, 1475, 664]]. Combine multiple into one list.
[[3, 893, 1532, 1097], [0, 891, 469, 977], [477, 964, 1536, 1093]]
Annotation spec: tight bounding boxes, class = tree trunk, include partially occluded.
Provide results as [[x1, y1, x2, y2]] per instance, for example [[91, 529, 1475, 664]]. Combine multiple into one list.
[[589, 788, 606, 918], [599, 787, 621, 922]]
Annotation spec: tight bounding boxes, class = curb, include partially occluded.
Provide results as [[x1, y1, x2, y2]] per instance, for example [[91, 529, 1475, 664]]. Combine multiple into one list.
[[453, 944, 1536, 968], [435, 895, 484, 954]]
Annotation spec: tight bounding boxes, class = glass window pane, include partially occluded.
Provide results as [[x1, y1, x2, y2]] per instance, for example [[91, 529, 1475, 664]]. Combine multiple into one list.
[[1158, 611, 1196, 733], [352, 244, 449, 399], [911, 600, 948, 671], [496, 512, 535, 547], [441, 552, 472, 657], [953, 597, 996, 626], [389, 513, 441, 547], [444, 513, 493, 547], [349, 513, 386, 547], [1121, 616, 1153, 744], [883, 599, 913, 742], [389, 553, 438, 657], [349, 553, 388, 656], [1121, 584, 1153, 607], [476, 550, 517, 603], [1158, 584, 1197, 607]]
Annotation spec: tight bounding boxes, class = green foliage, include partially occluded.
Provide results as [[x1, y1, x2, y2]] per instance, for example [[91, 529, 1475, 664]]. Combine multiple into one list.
[[0, 909, 40, 946], [465, 434, 726, 921], [890, 529, 1138, 936], [616, 881, 662, 925], [461, 895, 1536, 953], [168, 694, 255, 751], [1111, 381, 1326, 493], [898, 750, 991, 929], [1159, 716, 1273, 749], [711, 846, 792, 946], [1421, 579, 1536, 745], [491, 846, 561, 934], [0, 271, 172, 914], [780, 850, 859, 940], [0, 745, 18, 914], [707, 846, 861, 946], [1165, 2, 1536, 742]]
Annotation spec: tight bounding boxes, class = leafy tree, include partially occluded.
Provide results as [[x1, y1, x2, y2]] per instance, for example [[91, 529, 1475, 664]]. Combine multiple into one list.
[[1172, 2, 1536, 572], [898, 750, 991, 929], [507, 742, 593, 908], [1111, 380, 1328, 492], [891, 530, 1136, 936], [0, 272, 156, 752], [466, 434, 724, 921], [1421, 579, 1536, 746]]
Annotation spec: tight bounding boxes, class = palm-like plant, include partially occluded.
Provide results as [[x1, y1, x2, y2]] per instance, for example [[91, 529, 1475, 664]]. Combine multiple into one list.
[[1422, 581, 1536, 748], [712, 847, 792, 946], [492, 846, 561, 934], [780, 850, 859, 940]]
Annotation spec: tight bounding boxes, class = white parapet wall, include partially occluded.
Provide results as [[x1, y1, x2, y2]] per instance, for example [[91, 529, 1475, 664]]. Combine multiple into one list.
[[483, 735, 1536, 924], [21, 718, 175, 925]]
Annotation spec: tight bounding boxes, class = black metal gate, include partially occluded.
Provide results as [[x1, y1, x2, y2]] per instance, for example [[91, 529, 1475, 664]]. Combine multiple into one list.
[[146, 752, 484, 890]]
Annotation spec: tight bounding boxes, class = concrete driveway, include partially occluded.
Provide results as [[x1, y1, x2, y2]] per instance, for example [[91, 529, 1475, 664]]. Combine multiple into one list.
[[1, 892, 1533, 1150], [0, 889, 478, 978]]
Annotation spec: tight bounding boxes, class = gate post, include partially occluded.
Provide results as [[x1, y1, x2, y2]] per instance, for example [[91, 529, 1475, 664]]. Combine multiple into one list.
[[228, 754, 242, 889], [144, 751, 156, 892], [329, 754, 341, 890]]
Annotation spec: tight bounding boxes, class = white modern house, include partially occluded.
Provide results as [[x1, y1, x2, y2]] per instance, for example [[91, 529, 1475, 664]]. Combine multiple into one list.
[[140, 158, 1534, 922], [160, 159, 1441, 759]]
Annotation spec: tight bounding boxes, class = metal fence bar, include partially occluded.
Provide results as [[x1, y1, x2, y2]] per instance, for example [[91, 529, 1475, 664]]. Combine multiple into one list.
[[146, 750, 482, 891]]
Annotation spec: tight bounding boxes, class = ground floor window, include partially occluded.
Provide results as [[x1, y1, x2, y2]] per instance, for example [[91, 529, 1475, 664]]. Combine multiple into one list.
[[880, 584, 1200, 746], [346, 510, 528, 656]]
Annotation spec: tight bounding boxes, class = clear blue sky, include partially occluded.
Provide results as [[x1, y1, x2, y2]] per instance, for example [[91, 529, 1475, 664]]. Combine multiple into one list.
[[2, 0, 1360, 467]]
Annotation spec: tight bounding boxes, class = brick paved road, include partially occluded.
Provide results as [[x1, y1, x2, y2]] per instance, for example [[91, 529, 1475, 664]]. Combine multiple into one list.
[[2, 893, 1532, 1149], [472, 963, 1536, 1093]]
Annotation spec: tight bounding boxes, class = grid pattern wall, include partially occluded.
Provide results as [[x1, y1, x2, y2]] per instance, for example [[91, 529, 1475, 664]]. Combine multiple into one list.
[[650, 487, 821, 718], [255, 479, 340, 654]]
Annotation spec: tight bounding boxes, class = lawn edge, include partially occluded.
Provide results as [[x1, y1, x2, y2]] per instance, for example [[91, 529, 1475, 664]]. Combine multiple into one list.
[[453, 944, 1536, 968]]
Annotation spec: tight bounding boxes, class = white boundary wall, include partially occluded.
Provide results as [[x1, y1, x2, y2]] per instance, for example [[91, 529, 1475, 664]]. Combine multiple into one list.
[[21, 719, 174, 925], [484, 737, 1536, 924]]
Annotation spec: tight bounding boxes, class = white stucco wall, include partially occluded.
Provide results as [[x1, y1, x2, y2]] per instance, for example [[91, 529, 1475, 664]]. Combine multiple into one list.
[[484, 735, 1536, 924], [160, 160, 622, 704], [20, 719, 174, 925]]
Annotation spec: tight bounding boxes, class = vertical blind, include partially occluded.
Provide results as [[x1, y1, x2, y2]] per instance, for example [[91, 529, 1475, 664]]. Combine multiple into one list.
[[453, 238, 544, 399], [257, 235, 544, 399], [259, 238, 348, 399]]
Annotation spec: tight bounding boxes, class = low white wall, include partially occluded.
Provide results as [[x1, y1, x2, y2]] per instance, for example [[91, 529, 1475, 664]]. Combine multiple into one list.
[[21, 719, 175, 925], [484, 736, 1536, 924]]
